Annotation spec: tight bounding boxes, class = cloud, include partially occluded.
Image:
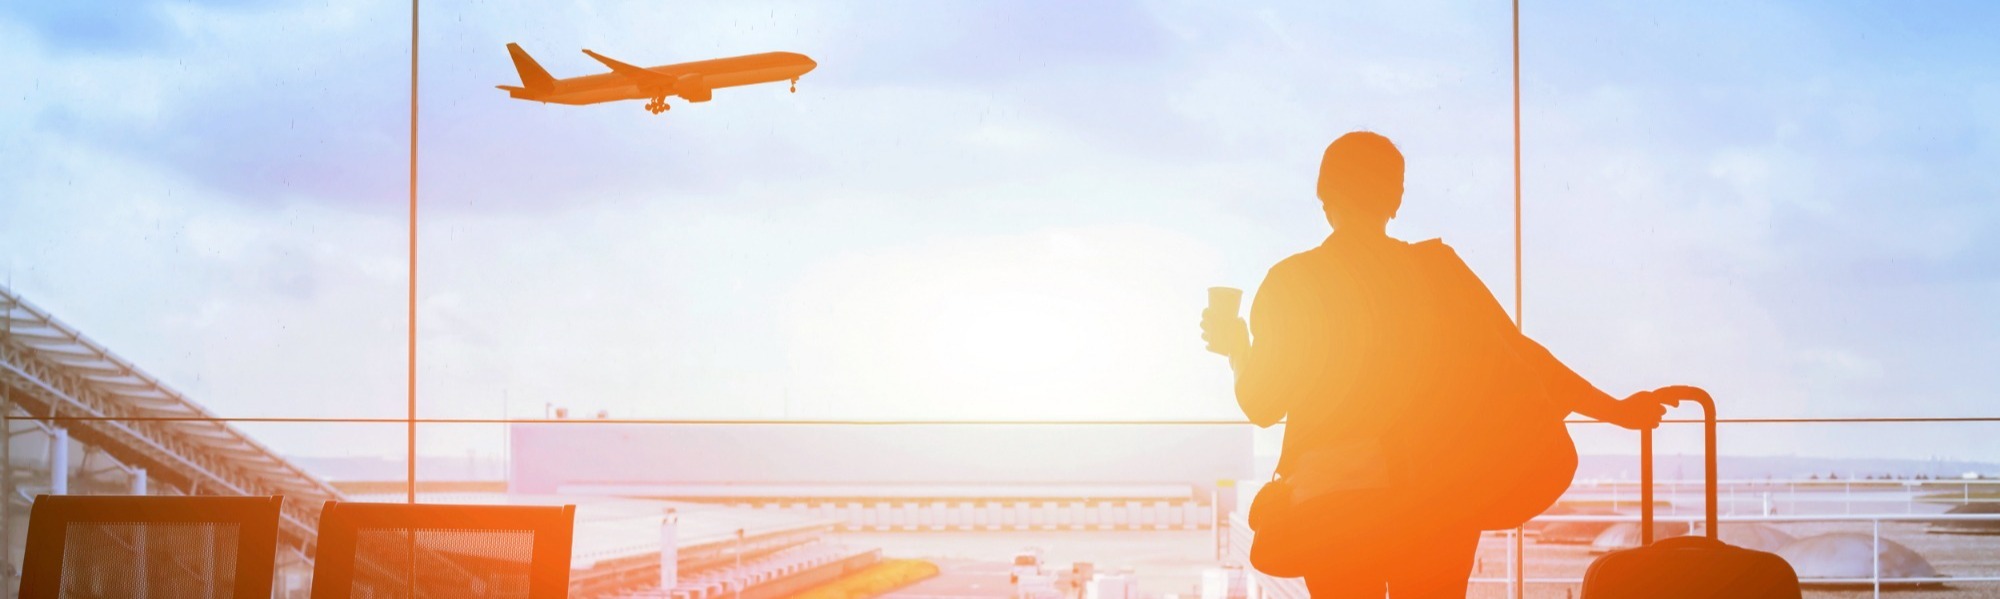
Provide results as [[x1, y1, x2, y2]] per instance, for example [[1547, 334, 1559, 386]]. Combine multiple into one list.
[[6, 0, 409, 209], [5, 0, 2000, 462], [0, 1, 173, 51], [0, 0, 295, 53], [782, 224, 1228, 419], [1513, 1, 2000, 435]]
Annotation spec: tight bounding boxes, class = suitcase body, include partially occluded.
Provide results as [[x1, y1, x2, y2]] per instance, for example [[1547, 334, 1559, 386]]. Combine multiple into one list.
[[1578, 386, 1803, 598], [1583, 536, 1801, 597]]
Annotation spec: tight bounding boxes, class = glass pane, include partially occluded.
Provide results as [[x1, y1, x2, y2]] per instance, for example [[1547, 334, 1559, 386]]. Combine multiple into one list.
[[6, 1, 1996, 598]]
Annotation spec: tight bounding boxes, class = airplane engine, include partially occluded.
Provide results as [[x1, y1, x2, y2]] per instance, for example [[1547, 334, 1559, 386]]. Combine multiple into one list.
[[675, 74, 713, 102]]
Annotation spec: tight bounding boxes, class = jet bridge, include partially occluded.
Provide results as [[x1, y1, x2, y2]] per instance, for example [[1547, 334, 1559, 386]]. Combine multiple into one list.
[[0, 285, 346, 580]]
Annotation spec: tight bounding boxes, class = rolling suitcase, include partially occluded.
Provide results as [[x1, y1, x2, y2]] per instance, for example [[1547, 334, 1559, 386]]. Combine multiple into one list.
[[1579, 385, 1802, 598]]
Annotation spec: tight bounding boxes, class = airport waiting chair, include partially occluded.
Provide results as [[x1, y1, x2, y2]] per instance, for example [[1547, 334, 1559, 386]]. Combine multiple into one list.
[[18, 494, 285, 599], [309, 501, 576, 599]]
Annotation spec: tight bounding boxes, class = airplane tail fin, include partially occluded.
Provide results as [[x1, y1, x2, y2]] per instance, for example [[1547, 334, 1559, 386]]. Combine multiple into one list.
[[507, 43, 555, 91]]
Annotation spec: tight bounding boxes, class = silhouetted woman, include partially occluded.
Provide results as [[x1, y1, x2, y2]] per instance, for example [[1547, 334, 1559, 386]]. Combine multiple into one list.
[[1202, 132, 1666, 598]]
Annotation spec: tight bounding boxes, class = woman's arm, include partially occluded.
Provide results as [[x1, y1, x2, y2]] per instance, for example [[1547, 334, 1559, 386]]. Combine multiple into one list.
[[1515, 335, 1665, 429], [1513, 335, 1619, 418], [1207, 260, 1316, 428], [1421, 241, 1662, 429]]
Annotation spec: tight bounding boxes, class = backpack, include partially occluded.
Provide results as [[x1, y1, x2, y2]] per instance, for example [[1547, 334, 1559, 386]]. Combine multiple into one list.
[[1395, 239, 1576, 530]]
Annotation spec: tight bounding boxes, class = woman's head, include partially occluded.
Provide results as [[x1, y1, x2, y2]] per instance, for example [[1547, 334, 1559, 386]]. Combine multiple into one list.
[[1317, 131, 1404, 231]]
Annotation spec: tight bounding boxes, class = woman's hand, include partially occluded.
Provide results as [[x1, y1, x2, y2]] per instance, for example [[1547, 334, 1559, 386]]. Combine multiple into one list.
[[1201, 308, 1248, 358], [1601, 390, 1671, 430]]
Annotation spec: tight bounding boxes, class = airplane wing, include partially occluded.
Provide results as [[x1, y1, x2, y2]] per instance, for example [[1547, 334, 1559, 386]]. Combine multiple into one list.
[[582, 49, 674, 85]]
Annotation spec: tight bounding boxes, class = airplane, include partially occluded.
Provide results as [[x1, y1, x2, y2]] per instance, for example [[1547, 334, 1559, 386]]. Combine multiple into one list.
[[497, 43, 817, 115]]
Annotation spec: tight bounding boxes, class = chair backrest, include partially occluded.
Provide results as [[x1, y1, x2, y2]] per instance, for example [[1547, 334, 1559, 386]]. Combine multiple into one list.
[[309, 501, 576, 599], [18, 494, 284, 599]]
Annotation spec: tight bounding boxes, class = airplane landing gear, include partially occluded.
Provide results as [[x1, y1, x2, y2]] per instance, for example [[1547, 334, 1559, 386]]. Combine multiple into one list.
[[790, 77, 798, 93], [645, 96, 671, 114]]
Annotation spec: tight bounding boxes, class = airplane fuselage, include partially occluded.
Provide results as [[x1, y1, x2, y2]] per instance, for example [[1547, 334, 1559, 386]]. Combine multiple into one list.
[[503, 52, 816, 106]]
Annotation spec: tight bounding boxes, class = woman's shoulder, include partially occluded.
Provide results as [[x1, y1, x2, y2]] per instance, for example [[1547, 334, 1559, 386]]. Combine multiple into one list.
[[1405, 236, 1450, 251], [1404, 237, 1468, 263]]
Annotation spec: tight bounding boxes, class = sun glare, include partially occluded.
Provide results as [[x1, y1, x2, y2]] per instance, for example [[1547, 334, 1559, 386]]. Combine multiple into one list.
[[786, 226, 1226, 419]]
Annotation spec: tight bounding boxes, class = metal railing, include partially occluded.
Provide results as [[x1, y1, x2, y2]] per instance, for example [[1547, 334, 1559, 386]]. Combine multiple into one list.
[[1212, 415, 2000, 599], [1468, 513, 2000, 598], [1237, 510, 2000, 599]]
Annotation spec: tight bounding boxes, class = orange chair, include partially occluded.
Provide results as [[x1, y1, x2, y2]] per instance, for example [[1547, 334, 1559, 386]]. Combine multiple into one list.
[[18, 494, 284, 598], [308, 501, 576, 598]]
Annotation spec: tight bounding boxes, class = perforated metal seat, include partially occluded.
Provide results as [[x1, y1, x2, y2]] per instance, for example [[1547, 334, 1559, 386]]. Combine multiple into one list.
[[18, 494, 284, 599], [308, 501, 576, 599]]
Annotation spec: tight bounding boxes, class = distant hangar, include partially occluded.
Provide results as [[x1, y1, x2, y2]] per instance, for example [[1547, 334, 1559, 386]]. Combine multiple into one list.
[[510, 423, 1255, 531]]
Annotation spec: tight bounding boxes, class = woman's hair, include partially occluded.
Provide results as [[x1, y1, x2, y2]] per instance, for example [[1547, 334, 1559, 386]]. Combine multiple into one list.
[[1317, 131, 1404, 220]]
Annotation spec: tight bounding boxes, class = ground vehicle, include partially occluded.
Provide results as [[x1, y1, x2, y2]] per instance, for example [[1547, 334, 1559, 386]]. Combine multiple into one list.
[[1010, 548, 1045, 584]]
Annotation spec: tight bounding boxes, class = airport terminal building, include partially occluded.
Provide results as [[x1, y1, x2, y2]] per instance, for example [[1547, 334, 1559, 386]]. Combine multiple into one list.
[[511, 423, 1255, 531]]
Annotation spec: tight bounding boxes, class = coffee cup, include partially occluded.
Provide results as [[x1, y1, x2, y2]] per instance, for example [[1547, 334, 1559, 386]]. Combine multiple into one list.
[[1208, 286, 1243, 317]]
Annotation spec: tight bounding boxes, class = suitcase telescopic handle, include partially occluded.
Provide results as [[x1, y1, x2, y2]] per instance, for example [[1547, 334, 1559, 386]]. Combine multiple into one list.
[[1639, 385, 1717, 545]]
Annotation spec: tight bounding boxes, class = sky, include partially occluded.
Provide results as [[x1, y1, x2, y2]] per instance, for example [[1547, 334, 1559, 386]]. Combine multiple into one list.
[[1, 0, 1996, 463]]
